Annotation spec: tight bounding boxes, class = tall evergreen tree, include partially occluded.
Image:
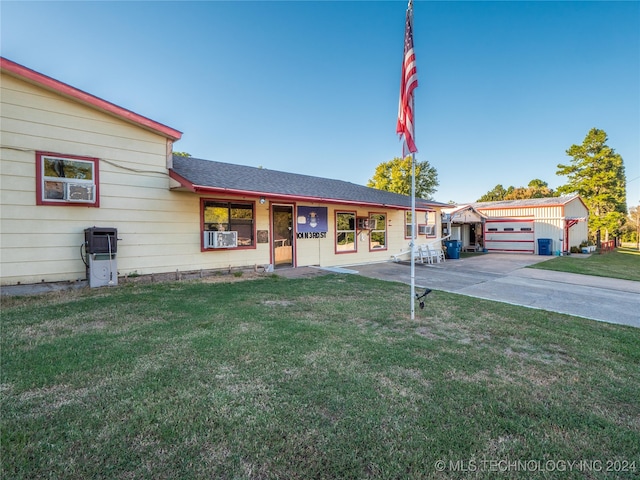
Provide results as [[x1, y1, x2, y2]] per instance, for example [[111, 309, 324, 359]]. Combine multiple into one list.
[[556, 128, 627, 241]]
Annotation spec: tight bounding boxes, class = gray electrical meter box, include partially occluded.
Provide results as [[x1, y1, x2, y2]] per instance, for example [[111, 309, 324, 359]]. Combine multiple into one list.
[[84, 227, 118, 287]]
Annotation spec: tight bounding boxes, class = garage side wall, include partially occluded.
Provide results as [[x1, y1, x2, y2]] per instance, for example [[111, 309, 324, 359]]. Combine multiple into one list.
[[564, 198, 590, 247]]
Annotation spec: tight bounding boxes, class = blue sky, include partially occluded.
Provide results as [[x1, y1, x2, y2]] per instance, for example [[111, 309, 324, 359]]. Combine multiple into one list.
[[2, 1, 638, 207]]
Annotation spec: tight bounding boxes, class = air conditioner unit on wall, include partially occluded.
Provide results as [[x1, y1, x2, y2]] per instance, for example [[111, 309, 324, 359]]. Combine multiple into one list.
[[357, 217, 371, 230], [204, 231, 238, 249], [419, 224, 436, 236], [66, 183, 94, 202]]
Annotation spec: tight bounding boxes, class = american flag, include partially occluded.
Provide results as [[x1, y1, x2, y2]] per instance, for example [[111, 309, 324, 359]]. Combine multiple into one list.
[[396, 0, 418, 155]]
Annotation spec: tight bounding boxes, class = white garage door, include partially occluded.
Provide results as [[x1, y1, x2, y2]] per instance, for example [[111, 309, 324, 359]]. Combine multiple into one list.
[[484, 219, 535, 253]]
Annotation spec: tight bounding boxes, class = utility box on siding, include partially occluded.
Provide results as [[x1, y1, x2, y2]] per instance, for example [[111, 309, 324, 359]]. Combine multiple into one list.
[[84, 227, 118, 287]]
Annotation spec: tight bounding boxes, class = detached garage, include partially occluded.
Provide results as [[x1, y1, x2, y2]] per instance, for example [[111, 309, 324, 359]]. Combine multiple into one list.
[[473, 195, 589, 255], [483, 218, 535, 253]]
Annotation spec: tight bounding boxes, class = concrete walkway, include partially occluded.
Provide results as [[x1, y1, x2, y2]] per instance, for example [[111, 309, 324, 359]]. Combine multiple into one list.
[[348, 254, 640, 328]]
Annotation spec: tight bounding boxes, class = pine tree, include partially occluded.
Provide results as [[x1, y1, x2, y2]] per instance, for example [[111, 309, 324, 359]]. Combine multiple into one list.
[[557, 128, 627, 241]]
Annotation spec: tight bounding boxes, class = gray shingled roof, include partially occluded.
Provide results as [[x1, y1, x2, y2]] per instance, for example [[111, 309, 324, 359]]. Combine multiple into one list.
[[171, 155, 446, 209], [471, 195, 580, 209]]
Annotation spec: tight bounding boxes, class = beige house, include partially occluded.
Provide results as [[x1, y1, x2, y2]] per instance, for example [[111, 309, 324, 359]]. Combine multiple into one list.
[[1, 57, 446, 287], [443, 196, 589, 254]]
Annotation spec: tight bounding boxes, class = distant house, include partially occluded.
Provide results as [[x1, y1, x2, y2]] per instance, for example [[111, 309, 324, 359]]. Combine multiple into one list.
[[443, 196, 589, 254], [0, 57, 446, 286]]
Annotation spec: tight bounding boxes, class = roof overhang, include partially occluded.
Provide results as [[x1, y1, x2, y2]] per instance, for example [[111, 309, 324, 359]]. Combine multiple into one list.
[[168, 170, 440, 211], [443, 205, 487, 223], [565, 217, 587, 228], [1, 57, 182, 141]]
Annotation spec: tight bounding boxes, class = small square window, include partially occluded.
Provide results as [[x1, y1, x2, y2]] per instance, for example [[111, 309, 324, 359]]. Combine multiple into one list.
[[36, 152, 99, 207]]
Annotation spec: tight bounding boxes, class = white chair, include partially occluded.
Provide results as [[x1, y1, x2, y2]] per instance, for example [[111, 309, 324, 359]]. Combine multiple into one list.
[[417, 244, 430, 264], [419, 244, 438, 264], [427, 245, 445, 263]]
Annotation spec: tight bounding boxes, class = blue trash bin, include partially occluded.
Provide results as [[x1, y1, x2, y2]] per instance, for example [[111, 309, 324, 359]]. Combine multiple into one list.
[[444, 240, 461, 259], [537, 238, 552, 256]]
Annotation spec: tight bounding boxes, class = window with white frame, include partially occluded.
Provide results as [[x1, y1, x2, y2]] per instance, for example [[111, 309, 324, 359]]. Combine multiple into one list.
[[369, 213, 386, 250], [36, 152, 99, 206], [423, 210, 437, 237], [336, 211, 356, 252], [405, 211, 413, 238]]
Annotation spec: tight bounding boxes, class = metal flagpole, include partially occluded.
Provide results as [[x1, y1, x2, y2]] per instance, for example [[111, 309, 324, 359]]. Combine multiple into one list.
[[410, 1, 416, 321], [410, 151, 416, 320], [397, 0, 418, 319]]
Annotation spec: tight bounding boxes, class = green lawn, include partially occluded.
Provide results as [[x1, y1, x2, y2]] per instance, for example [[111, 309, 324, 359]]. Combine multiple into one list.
[[528, 247, 640, 282], [2, 275, 639, 479]]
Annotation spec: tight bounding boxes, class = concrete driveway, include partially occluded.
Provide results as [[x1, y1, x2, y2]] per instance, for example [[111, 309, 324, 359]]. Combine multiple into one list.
[[349, 254, 640, 328]]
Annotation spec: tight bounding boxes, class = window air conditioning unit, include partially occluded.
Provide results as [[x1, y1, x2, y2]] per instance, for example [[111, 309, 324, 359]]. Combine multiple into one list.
[[357, 217, 373, 230], [66, 183, 95, 202], [419, 224, 436, 236], [204, 231, 238, 249]]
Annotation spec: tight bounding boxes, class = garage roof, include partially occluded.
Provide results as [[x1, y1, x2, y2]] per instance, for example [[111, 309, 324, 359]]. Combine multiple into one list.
[[472, 195, 583, 210]]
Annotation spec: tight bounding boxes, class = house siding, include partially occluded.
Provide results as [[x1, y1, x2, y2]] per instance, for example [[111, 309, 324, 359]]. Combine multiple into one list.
[[294, 205, 413, 268], [1, 73, 194, 284], [1, 68, 442, 286]]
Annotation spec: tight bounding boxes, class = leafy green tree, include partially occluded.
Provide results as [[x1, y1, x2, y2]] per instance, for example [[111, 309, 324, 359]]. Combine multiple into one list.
[[504, 179, 558, 200], [367, 157, 439, 200], [478, 180, 557, 202], [477, 184, 512, 202], [620, 205, 639, 245], [173, 151, 191, 157], [556, 128, 627, 241]]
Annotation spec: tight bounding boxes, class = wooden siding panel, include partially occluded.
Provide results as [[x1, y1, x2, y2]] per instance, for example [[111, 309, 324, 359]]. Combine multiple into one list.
[[1, 180, 34, 206], [3, 117, 165, 159], [2, 77, 167, 151], [1, 98, 166, 146]]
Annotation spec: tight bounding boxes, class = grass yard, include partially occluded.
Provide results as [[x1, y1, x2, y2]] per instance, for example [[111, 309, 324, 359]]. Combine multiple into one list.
[[2, 275, 639, 479], [528, 247, 640, 282]]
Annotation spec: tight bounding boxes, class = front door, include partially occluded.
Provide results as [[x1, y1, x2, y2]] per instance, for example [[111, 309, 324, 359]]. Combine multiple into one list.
[[272, 205, 294, 268]]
